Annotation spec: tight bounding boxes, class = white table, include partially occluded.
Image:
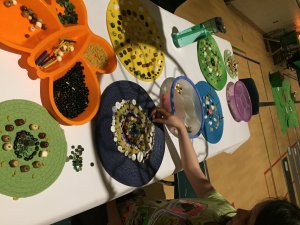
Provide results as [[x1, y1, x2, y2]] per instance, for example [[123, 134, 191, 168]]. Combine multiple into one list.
[[0, 0, 250, 224]]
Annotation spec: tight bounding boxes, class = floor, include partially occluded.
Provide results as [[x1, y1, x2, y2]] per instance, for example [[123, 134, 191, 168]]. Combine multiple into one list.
[[144, 0, 300, 209]]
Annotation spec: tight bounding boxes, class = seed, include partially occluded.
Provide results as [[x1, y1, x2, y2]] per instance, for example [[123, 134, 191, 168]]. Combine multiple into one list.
[[32, 161, 42, 168], [30, 123, 39, 130], [20, 165, 30, 172], [9, 160, 19, 168], [15, 119, 25, 126], [1, 135, 11, 142], [40, 141, 49, 148], [5, 124, 14, 131], [38, 132, 46, 139]]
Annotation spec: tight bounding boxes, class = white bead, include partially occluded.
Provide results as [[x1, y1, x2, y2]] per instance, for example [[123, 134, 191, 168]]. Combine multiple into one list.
[[56, 56, 62, 62], [118, 146, 124, 152], [39, 150, 48, 157], [137, 152, 143, 162], [125, 151, 129, 156], [112, 106, 117, 113], [131, 154, 136, 161], [110, 126, 115, 132], [116, 102, 121, 109], [35, 21, 42, 28], [114, 137, 117, 142], [132, 99, 136, 105]]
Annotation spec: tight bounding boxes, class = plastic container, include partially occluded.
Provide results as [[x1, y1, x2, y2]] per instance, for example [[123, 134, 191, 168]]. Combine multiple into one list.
[[160, 76, 204, 138], [226, 81, 252, 122], [0, 0, 117, 125]]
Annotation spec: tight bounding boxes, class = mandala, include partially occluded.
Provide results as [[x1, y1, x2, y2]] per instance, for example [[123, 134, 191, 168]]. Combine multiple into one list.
[[0, 100, 67, 198], [106, 0, 165, 81], [196, 81, 224, 143], [111, 99, 155, 162], [197, 35, 227, 90], [224, 49, 238, 79]]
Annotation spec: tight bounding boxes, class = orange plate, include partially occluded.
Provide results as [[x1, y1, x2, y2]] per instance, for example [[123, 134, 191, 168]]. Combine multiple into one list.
[[41, 59, 101, 125]]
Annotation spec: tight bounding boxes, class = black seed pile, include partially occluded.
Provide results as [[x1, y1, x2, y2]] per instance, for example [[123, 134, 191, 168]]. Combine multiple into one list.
[[53, 62, 89, 119]]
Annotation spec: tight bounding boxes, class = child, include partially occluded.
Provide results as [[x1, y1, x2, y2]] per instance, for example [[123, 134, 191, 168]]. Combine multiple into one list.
[[107, 107, 300, 225]]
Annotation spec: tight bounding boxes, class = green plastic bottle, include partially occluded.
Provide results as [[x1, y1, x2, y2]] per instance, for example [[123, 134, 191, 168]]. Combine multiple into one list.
[[172, 17, 226, 48]]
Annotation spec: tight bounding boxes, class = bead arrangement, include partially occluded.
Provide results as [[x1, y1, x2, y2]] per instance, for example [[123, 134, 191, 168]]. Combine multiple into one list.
[[107, 0, 165, 81], [1, 119, 48, 174], [53, 62, 89, 119], [4, 1, 48, 38], [111, 99, 155, 163], [224, 49, 238, 79], [56, 0, 78, 25], [66, 145, 84, 172], [35, 39, 75, 69], [83, 43, 108, 69], [20, 5, 47, 31], [197, 35, 227, 90]]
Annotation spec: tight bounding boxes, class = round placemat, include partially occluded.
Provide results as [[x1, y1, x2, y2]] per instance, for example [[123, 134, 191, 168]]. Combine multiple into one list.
[[0, 100, 67, 198], [106, 0, 165, 81], [197, 35, 227, 90], [196, 81, 224, 143], [95, 81, 165, 187], [224, 49, 238, 79]]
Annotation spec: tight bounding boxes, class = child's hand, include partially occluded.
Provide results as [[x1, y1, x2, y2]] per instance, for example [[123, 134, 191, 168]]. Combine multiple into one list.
[[151, 107, 185, 131]]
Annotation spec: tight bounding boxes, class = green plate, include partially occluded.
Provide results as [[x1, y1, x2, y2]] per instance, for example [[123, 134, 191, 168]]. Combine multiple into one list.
[[0, 100, 67, 198], [197, 35, 227, 90], [224, 49, 238, 79]]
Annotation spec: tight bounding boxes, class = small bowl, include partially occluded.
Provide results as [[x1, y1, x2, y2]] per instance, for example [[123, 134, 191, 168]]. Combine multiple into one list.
[[82, 34, 117, 74], [41, 59, 100, 125], [226, 81, 252, 122], [160, 76, 204, 138]]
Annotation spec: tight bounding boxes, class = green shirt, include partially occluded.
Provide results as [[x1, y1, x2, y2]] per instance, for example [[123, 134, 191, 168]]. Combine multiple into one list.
[[122, 191, 236, 225]]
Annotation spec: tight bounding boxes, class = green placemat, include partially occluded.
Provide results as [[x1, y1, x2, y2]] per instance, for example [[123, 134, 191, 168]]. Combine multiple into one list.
[[0, 100, 67, 198], [197, 35, 227, 90], [271, 79, 299, 133]]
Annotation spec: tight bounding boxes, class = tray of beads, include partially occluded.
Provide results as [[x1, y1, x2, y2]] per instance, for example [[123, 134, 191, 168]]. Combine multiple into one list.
[[0, 0, 117, 125]]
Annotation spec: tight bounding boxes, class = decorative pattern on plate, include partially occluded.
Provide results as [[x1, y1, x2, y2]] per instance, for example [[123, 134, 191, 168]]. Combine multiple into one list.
[[95, 80, 165, 187], [111, 99, 155, 162], [0, 100, 67, 198], [196, 81, 223, 143], [197, 35, 227, 90], [106, 0, 165, 81], [224, 49, 238, 79]]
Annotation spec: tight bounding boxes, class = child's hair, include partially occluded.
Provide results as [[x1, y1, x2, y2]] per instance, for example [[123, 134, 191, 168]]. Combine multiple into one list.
[[255, 199, 300, 225]]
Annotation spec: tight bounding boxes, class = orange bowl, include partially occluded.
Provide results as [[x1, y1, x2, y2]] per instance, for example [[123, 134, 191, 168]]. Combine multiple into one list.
[[41, 59, 101, 125], [27, 26, 91, 79], [82, 33, 117, 74]]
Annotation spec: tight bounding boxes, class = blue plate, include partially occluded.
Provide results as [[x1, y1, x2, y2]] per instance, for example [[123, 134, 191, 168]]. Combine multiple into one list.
[[196, 81, 224, 143]]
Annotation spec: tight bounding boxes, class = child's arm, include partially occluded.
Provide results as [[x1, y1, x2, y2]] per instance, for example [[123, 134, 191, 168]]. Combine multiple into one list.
[[152, 108, 214, 198], [107, 200, 124, 225]]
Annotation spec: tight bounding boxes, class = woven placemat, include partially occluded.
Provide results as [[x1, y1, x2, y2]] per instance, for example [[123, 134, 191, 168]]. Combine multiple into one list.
[[0, 100, 67, 198], [106, 0, 165, 81], [197, 35, 227, 90]]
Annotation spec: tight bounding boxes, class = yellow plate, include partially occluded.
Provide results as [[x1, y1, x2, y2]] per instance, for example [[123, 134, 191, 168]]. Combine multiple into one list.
[[106, 0, 165, 81]]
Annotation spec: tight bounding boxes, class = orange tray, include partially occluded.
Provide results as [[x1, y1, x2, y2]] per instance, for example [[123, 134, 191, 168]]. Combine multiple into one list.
[[0, 0, 117, 125]]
